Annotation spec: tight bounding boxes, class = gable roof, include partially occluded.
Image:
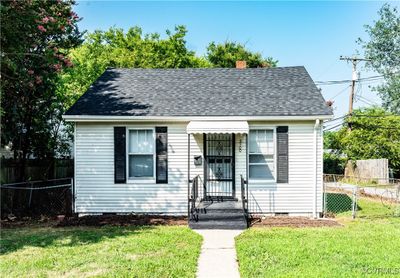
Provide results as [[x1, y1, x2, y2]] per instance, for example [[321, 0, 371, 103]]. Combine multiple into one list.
[[65, 66, 332, 118]]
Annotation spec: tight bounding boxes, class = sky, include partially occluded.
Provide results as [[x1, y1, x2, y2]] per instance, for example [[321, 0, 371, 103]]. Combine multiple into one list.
[[74, 1, 397, 126]]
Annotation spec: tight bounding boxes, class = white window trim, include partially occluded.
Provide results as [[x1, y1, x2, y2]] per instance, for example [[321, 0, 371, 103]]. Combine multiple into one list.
[[126, 127, 156, 183], [248, 127, 277, 182]]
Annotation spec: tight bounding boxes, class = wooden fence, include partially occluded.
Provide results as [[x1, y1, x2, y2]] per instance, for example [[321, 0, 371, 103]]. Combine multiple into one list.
[[1, 159, 73, 184], [345, 159, 389, 185]]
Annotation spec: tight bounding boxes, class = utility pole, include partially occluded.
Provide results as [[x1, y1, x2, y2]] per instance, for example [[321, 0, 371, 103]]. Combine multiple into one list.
[[339, 56, 371, 129]]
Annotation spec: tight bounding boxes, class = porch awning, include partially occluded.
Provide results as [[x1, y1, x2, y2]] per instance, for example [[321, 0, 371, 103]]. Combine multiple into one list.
[[186, 121, 249, 134]]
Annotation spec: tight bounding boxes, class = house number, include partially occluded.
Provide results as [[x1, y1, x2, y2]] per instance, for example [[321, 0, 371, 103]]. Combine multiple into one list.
[[239, 139, 242, 152]]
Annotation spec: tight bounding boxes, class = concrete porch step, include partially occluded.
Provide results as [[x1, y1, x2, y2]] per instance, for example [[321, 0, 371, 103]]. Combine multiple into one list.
[[190, 200, 248, 230], [197, 212, 246, 221], [189, 219, 248, 230], [199, 200, 243, 210]]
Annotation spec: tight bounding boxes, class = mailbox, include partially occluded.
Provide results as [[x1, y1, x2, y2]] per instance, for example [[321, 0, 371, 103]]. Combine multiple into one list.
[[194, 155, 202, 166]]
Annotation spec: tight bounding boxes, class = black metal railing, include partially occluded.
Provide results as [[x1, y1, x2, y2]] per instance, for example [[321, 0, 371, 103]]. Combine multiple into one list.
[[189, 175, 201, 222], [241, 175, 249, 225]]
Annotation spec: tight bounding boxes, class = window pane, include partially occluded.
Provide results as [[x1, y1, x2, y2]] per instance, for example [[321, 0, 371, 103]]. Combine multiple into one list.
[[249, 163, 274, 179], [129, 130, 137, 153], [129, 130, 154, 153], [249, 130, 258, 153], [249, 130, 273, 154], [129, 155, 153, 177], [257, 130, 265, 142], [265, 130, 273, 140], [249, 154, 273, 163]]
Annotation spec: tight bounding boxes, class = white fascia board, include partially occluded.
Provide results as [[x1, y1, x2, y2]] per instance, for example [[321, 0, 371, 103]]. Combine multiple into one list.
[[62, 115, 334, 122], [187, 120, 249, 134]]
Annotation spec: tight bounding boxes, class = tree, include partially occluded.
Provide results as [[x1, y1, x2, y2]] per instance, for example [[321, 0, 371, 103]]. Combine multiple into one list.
[[206, 41, 278, 68], [323, 131, 346, 174], [1, 0, 83, 180], [57, 27, 280, 166], [60, 27, 280, 109], [329, 107, 400, 176], [323, 152, 346, 174], [358, 4, 400, 114], [58, 25, 211, 108], [324, 131, 342, 152]]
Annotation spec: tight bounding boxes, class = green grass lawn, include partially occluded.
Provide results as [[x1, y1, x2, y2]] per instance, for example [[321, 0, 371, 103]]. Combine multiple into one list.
[[0, 225, 202, 278], [236, 198, 400, 278]]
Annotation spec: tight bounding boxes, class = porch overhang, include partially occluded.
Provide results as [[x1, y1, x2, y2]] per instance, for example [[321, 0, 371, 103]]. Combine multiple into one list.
[[186, 121, 249, 134]]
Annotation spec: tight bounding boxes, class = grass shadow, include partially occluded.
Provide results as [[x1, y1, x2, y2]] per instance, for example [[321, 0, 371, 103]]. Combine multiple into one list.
[[0, 225, 156, 255]]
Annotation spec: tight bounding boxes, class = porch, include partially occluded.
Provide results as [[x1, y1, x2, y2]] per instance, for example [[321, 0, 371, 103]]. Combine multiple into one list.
[[186, 121, 250, 229]]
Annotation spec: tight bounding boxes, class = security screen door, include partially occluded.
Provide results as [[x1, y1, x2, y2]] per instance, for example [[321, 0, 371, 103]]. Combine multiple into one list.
[[204, 134, 235, 199]]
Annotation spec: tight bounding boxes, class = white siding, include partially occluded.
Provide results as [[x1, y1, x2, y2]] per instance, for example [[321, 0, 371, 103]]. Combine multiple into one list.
[[235, 134, 247, 199], [75, 122, 199, 214], [75, 120, 323, 216], [246, 121, 323, 215]]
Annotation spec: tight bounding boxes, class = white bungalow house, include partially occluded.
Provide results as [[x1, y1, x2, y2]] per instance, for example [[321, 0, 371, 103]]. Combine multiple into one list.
[[63, 62, 332, 228]]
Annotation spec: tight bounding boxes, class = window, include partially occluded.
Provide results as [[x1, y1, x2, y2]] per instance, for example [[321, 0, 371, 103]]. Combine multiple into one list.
[[128, 129, 155, 179], [249, 129, 275, 180]]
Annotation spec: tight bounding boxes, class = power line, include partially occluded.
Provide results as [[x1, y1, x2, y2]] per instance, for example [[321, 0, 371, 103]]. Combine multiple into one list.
[[326, 84, 351, 100], [323, 122, 344, 131], [351, 124, 400, 130], [314, 60, 340, 80], [315, 76, 384, 85], [339, 56, 373, 129], [357, 97, 375, 106], [357, 95, 379, 106], [324, 121, 400, 132], [323, 112, 400, 132], [324, 114, 348, 123], [352, 114, 400, 118], [315, 72, 399, 86]]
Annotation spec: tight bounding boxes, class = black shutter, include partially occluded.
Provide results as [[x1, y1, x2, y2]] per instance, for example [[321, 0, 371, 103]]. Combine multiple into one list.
[[156, 127, 168, 183], [277, 126, 289, 183], [114, 127, 126, 183]]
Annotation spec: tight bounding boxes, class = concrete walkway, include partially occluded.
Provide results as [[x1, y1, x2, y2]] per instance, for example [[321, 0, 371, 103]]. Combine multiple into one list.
[[194, 229, 243, 278]]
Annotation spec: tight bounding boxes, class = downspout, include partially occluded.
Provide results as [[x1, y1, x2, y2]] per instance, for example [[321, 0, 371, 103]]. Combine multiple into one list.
[[187, 134, 190, 221], [73, 122, 76, 213], [313, 119, 320, 218]]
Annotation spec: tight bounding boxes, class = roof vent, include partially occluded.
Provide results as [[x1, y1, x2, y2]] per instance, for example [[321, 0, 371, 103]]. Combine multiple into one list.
[[236, 60, 247, 69]]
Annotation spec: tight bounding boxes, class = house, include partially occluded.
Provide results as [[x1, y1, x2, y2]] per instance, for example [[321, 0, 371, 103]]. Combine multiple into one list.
[[63, 62, 332, 227]]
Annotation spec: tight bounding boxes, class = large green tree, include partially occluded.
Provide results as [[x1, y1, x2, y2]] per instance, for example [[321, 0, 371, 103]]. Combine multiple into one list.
[[325, 107, 400, 175], [57, 26, 279, 163], [59, 27, 279, 111], [206, 41, 278, 68], [358, 4, 400, 114], [58, 25, 211, 109], [1, 0, 82, 179]]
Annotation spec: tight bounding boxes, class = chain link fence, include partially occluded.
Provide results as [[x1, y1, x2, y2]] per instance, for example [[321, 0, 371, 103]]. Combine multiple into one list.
[[323, 174, 400, 219], [1, 178, 73, 219]]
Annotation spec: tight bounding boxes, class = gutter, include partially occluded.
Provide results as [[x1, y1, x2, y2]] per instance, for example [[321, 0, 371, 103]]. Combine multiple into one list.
[[62, 115, 333, 122]]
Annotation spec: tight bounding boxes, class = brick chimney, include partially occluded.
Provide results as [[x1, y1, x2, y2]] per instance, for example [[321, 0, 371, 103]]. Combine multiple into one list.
[[236, 60, 247, 69]]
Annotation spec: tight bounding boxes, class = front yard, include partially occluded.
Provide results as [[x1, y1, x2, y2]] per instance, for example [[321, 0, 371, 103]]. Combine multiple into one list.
[[1, 198, 399, 278], [236, 198, 400, 277], [0, 226, 202, 278]]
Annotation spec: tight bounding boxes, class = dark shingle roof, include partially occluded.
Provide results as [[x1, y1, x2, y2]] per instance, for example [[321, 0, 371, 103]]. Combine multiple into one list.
[[65, 66, 332, 117]]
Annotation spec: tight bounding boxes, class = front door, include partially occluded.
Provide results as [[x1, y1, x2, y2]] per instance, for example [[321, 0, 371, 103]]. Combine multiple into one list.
[[204, 134, 235, 199]]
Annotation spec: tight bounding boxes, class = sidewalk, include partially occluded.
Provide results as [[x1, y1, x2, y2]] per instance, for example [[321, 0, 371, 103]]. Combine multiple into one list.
[[194, 229, 243, 278]]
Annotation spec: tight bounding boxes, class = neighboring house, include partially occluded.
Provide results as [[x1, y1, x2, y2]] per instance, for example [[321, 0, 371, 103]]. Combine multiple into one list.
[[63, 63, 332, 225]]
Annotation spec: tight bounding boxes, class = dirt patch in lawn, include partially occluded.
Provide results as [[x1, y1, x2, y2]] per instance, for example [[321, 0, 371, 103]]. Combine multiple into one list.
[[1, 217, 58, 229], [1, 214, 188, 229], [57, 214, 188, 227], [250, 216, 341, 228]]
